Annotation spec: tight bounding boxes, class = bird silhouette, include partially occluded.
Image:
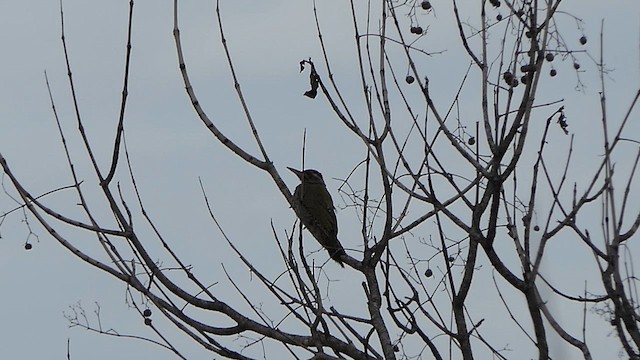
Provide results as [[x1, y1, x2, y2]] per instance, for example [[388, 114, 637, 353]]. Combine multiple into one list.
[[288, 167, 346, 267]]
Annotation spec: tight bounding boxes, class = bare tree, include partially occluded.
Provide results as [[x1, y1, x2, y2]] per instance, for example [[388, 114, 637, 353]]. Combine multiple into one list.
[[1, 0, 639, 359]]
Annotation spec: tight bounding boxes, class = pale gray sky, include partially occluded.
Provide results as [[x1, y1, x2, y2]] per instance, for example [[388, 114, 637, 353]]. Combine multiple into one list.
[[1, 0, 639, 359]]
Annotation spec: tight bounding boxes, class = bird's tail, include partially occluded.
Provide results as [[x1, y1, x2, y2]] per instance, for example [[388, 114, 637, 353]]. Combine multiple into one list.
[[327, 243, 347, 267]]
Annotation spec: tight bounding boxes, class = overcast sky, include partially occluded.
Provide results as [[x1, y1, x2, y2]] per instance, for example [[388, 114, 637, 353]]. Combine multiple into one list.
[[1, 1, 639, 359]]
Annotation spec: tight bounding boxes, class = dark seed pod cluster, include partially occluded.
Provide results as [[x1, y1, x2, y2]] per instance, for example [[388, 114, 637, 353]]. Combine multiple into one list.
[[503, 71, 519, 87]]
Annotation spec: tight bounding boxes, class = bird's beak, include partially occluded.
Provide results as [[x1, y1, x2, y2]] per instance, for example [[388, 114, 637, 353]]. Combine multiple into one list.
[[287, 167, 303, 179]]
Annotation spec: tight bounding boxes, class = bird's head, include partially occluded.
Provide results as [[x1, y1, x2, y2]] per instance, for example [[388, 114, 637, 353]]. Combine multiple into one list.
[[288, 167, 325, 184]]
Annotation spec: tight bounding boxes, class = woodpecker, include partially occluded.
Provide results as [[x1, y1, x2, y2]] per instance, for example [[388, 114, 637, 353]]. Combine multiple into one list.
[[288, 167, 346, 266]]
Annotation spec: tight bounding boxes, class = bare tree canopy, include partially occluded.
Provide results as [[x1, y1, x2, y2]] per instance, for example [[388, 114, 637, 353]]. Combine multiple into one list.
[[1, 0, 640, 359]]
